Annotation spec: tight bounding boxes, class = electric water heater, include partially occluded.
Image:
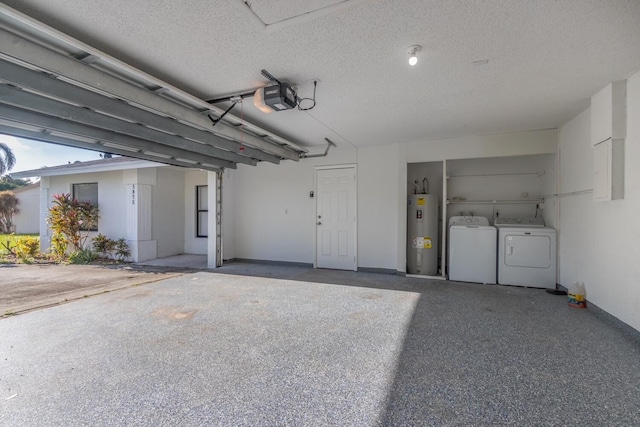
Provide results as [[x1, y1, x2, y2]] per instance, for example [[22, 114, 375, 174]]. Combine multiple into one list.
[[407, 193, 438, 275]]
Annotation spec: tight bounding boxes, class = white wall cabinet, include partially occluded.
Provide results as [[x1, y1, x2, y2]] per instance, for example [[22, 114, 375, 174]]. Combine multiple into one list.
[[593, 138, 624, 201], [590, 80, 626, 201], [591, 80, 626, 146]]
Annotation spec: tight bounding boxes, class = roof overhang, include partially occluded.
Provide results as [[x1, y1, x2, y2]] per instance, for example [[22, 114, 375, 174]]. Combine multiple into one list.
[[11, 157, 169, 178]]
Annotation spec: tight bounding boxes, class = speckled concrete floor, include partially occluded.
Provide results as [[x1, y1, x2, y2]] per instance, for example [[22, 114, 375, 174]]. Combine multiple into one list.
[[2, 262, 639, 426]]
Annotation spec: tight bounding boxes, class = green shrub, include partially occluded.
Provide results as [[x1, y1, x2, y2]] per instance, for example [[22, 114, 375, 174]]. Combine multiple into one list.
[[69, 249, 97, 264], [115, 238, 131, 261], [48, 193, 99, 257], [14, 235, 40, 260], [0, 234, 40, 261], [90, 234, 130, 262], [92, 233, 116, 258], [50, 234, 67, 260]]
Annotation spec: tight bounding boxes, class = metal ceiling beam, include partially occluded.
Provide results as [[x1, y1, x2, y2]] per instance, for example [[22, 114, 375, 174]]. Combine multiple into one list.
[[0, 84, 245, 168], [0, 59, 281, 165], [0, 1, 308, 156], [0, 124, 223, 173], [0, 27, 302, 161], [0, 104, 234, 170]]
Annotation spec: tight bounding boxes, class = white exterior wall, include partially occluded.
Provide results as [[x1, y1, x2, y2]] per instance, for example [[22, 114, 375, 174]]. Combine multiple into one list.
[[45, 170, 127, 245], [184, 169, 208, 255], [153, 168, 185, 258], [558, 68, 640, 331], [13, 185, 40, 234], [41, 166, 187, 262]]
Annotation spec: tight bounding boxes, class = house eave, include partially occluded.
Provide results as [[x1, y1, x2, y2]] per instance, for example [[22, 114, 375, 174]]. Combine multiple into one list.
[[11, 159, 169, 178]]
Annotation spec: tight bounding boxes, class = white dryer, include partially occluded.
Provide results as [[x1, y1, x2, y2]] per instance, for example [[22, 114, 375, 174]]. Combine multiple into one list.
[[448, 216, 496, 284], [495, 218, 557, 289]]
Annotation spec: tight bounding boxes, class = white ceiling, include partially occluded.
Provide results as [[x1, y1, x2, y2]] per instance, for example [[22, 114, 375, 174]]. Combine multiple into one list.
[[3, 0, 640, 150]]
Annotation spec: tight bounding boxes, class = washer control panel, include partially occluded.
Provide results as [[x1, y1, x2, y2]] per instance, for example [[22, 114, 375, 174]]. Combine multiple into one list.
[[449, 216, 490, 226]]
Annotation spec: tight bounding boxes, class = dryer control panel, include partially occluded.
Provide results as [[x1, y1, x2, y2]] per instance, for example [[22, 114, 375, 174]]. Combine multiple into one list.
[[495, 217, 545, 227]]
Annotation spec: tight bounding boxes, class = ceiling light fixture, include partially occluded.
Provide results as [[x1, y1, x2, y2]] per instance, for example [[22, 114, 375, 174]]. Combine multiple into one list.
[[407, 45, 421, 66]]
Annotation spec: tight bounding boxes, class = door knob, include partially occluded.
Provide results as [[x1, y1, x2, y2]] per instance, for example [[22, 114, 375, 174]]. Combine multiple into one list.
[[317, 222, 322, 225]]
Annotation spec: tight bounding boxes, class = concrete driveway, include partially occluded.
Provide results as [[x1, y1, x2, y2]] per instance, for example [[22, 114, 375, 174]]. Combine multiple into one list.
[[2, 263, 640, 426], [0, 263, 185, 316]]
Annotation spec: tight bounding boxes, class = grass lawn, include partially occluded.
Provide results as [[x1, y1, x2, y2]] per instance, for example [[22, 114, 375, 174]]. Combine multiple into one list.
[[0, 234, 39, 252]]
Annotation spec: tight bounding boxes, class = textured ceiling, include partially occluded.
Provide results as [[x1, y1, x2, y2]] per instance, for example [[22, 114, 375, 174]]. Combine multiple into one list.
[[248, 0, 346, 25], [2, 0, 640, 149]]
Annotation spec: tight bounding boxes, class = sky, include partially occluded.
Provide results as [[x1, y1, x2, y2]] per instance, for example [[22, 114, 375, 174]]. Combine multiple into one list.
[[1, 134, 102, 175]]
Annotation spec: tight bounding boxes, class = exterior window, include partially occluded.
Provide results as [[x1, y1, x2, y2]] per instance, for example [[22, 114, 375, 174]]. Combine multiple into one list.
[[72, 183, 98, 231], [196, 185, 208, 238]]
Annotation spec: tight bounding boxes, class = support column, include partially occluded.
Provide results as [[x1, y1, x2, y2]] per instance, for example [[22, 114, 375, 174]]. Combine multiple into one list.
[[39, 176, 51, 253], [207, 171, 221, 268], [123, 169, 157, 262]]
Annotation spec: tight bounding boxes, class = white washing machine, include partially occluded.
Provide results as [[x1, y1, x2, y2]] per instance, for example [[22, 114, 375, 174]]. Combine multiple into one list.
[[495, 218, 557, 289], [448, 216, 497, 284]]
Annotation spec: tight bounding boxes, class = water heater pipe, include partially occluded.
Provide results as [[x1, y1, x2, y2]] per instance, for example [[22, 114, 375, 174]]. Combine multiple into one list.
[[423, 177, 430, 194]]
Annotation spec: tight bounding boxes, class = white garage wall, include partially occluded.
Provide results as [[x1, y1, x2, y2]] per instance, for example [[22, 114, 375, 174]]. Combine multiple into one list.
[[229, 129, 557, 272], [405, 129, 558, 162], [230, 145, 356, 264], [184, 169, 207, 255], [357, 144, 400, 270], [540, 154, 558, 230], [558, 68, 640, 331], [153, 168, 185, 258]]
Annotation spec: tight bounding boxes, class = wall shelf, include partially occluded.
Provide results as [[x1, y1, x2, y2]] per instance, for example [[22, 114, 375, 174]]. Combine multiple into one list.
[[447, 172, 545, 179], [446, 199, 543, 205], [542, 189, 592, 198]]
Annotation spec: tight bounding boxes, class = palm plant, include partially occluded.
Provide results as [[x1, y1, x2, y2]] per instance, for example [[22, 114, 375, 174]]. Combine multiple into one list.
[[0, 142, 16, 175]]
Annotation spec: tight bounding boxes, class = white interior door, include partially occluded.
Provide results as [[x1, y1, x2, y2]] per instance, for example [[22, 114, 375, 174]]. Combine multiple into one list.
[[316, 167, 357, 271]]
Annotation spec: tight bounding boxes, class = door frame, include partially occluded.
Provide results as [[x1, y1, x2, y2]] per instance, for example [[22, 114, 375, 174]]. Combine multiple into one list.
[[314, 164, 358, 270]]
